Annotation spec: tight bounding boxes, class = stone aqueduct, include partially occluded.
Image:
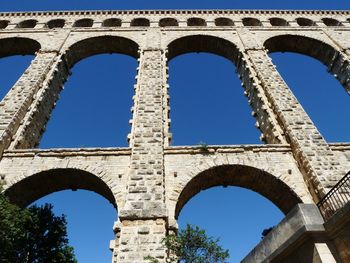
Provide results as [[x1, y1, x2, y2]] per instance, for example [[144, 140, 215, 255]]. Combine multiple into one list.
[[0, 8, 349, 262]]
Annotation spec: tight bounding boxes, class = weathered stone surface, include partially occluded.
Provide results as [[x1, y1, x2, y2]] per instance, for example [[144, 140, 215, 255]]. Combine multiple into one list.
[[0, 9, 349, 262]]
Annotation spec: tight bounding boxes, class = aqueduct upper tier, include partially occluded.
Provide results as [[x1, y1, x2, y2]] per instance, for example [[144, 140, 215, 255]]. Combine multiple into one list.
[[0, 9, 349, 263]]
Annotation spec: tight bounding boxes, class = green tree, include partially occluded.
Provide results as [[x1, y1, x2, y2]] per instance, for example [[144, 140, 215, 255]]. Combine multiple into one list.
[[0, 187, 77, 263], [0, 190, 31, 262], [146, 224, 229, 263]]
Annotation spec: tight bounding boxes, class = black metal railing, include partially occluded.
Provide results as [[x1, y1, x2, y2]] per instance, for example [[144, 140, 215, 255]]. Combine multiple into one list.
[[317, 171, 350, 220]]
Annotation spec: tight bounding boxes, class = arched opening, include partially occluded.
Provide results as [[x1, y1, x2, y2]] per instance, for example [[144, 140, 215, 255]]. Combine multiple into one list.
[[16, 19, 37, 28], [175, 165, 302, 218], [167, 35, 261, 145], [5, 168, 117, 208], [46, 19, 65, 29], [130, 18, 150, 27], [34, 190, 116, 262], [0, 37, 40, 100], [159, 18, 178, 27], [265, 34, 350, 142], [187, 17, 207, 26], [265, 35, 337, 66], [168, 35, 240, 62], [0, 20, 9, 29], [242, 17, 262, 26], [0, 37, 40, 58], [73, 18, 94, 28], [64, 36, 138, 68], [102, 18, 122, 27], [269, 17, 289, 26], [215, 17, 234, 26], [176, 165, 301, 261], [5, 168, 117, 262], [322, 18, 343, 26], [38, 36, 138, 148], [296, 17, 316, 26]]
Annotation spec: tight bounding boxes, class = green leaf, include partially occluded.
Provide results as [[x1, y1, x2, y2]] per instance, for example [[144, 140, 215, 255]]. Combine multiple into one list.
[[0, 186, 77, 263], [146, 224, 229, 263]]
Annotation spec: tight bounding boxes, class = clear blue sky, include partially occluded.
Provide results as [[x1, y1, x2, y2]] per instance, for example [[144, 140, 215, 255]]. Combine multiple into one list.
[[1, 1, 349, 263]]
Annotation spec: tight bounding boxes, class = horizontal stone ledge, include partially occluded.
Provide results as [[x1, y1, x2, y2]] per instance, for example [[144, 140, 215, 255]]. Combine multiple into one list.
[[3, 143, 348, 157], [3, 147, 132, 157], [119, 209, 168, 220], [329, 142, 350, 151], [164, 144, 292, 154], [0, 9, 349, 18], [1, 27, 339, 33]]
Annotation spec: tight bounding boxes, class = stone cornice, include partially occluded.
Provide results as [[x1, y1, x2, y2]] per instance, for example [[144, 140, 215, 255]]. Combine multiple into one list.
[[0, 9, 349, 18]]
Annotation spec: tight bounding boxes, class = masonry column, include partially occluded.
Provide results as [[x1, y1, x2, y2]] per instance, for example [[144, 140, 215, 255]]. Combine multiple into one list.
[[0, 51, 58, 154], [9, 54, 69, 149], [243, 48, 342, 201], [116, 48, 168, 262]]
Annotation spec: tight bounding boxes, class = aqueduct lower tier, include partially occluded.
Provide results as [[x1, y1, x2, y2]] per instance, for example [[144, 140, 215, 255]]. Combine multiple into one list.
[[0, 9, 349, 262]]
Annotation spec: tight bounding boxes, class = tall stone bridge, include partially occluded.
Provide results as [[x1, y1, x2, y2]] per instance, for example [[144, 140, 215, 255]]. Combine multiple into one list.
[[0, 8, 349, 262]]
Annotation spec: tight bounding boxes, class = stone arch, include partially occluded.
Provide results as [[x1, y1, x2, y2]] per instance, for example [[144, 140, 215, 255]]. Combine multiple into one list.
[[130, 18, 150, 27], [322, 18, 343, 27], [187, 17, 207, 27], [64, 35, 139, 68], [166, 34, 269, 144], [296, 18, 316, 26], [46, 19, 65, 29], [242, 17, 262, 26], [16, 19, 37, 29], [73, 18, 94, 28], [264, 33, 350, 139], [0, 20, 9, 29], [269, 17, 289, 26], [16, 19, 38, 28], [167, 34, 240, 65], [264, 34, 340, 67], [215, 17, 234, 26], [11, 35, 139, 149], [4, 168, 118, 210], [175, 164, 302, 219], [0, 37, 41, 58], [102, 18, 122, 27], [159, 18, 178, 27]]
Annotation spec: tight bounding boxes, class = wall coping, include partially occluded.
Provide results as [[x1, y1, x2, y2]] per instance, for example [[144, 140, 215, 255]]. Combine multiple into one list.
[[0, 9, 349, 18]]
